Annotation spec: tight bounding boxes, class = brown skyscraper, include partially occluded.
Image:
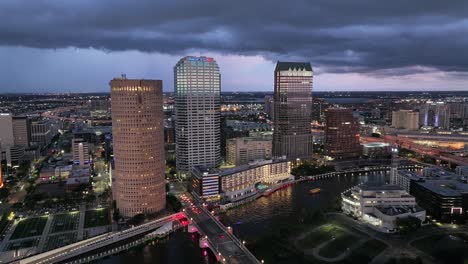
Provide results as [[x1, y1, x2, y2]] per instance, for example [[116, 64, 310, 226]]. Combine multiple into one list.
[[111, 76, 165, 217], [272, 62, 313, 160], [324, 108, 361, 159]]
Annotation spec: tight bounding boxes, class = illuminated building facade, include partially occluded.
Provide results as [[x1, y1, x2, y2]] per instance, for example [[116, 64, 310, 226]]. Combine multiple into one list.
[[324, 108, 361, 159], [110, 76, 166, 217], [175, 56, 221, 178], [342, 184, 425, 233], [220, 160, 292, 201], [272, 62, 313, 160]]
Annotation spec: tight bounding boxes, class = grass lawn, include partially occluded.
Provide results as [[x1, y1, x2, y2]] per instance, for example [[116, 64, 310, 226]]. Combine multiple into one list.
[[51, 212, 79, 233], [337, 239, 387, 264], [84, 208, 110, 228], [6, 239, 39, 250], [0, 212, 11, 237], [44, 232, 78, 251], [410, 233, 468, 263], [298, 223, 343, 248], [11, 216, 48, 240], [318, 232, 359, 258]]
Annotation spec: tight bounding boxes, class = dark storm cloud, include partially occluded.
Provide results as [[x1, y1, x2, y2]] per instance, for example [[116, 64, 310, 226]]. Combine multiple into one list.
[[1, 0, 468, 75]]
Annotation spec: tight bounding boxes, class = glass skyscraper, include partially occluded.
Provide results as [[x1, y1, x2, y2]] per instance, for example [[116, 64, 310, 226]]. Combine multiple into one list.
[[174, 56, 221, 178], [272, 62, 314, 160]]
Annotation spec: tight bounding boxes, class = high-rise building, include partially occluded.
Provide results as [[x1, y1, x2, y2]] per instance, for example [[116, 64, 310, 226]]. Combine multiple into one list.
[[264, 95, 274, 119], [110, 76, 166, 217], [12, 116, 31, 147], [272, 62, 313, 160], [174, 56, 221, 178], [72, 138, 90, 165], [391, 110, 419, 130], [324, 108, 361, 159], [30, 119, 53, 147], [0, 113, 14, 165], [420, 102, 450, 129], [226, 137, 272, 165], [0, 114, 14, 150]]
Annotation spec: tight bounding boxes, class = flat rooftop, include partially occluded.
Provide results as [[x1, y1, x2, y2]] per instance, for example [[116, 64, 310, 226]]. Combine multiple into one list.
[[375, 205, 425, 216], [416, 179, 468, 196]]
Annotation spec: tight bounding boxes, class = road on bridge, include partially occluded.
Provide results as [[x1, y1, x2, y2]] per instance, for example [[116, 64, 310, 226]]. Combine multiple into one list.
[[180, 194, 259, 264]]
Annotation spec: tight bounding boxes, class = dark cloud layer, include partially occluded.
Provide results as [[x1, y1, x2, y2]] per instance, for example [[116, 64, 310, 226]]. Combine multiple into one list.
[[1, 0, 468, 76]]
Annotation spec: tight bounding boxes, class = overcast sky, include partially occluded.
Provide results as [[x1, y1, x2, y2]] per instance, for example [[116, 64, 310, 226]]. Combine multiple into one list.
[[1, 0, 468, 93]]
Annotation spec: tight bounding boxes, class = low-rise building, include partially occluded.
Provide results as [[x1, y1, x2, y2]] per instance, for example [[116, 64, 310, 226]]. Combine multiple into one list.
[[220, 160, 292, 202], [362, 142, 390, 158], [191, 166, 220, 199], [190, 159, 293, 202], [398, 167, 468, 222], [342, 184, 425, 232]]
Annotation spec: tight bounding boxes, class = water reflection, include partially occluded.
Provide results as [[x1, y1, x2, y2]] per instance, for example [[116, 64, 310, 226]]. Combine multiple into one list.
[[99, 231, 216, 264], [104, 173, 385, 264], [220, 173, 386, 239]]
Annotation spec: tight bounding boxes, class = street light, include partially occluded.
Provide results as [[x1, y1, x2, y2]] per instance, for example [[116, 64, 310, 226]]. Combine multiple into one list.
[[261, 260, 264, 264]]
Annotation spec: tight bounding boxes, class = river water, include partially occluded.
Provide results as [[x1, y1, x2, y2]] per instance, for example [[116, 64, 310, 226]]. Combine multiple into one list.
[[101, 173, 386, 264]]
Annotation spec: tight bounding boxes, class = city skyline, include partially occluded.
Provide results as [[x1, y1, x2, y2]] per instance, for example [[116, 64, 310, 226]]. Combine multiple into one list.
[[1, 1, 468, 92]]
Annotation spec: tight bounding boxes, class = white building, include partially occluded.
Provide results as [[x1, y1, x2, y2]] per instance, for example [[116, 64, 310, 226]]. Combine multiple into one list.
[[72, 138, 90, 165], [175, 56, 221, 178], [342, 185, 425, 232]]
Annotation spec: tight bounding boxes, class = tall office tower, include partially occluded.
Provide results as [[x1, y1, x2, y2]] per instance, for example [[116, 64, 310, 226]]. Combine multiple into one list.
[[272, 62, 313, 160], [12, 116, 31, 147], [391, 110, 419, 130], [324, 108, 361, 159], [174, 56, 221, 178], [72, 138, 90, 165], [110, 76, 165, 217], [264, 95, 274, 119], [0, 113, 14, 165], [30, 119, 53, 147]]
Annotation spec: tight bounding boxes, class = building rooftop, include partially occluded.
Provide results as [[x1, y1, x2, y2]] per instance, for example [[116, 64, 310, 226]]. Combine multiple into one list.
[[192, 159, 288, 178], [275, 62, 312, 71], [416, 179, 468, 196], [362, 142, 390, 148], [359, 184, 404, 191], [375, 205, 425, 216]]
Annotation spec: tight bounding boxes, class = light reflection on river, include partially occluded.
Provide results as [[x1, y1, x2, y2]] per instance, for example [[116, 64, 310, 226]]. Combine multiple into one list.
[[102, 173, 386, 263], [220, 173, 387, 239]]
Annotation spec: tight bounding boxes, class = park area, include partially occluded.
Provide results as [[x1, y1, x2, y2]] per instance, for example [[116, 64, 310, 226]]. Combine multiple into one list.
[[84, 208, 111, 228], [248, 218, 388, 264], [43, 232, 78, 251], [411, 233, 468, 263], [50, 212, 80, 233], [11, 216, 48, 240]]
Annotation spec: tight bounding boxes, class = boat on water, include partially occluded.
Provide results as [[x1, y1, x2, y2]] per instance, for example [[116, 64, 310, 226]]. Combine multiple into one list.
[[309, 188, 321, 195]]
